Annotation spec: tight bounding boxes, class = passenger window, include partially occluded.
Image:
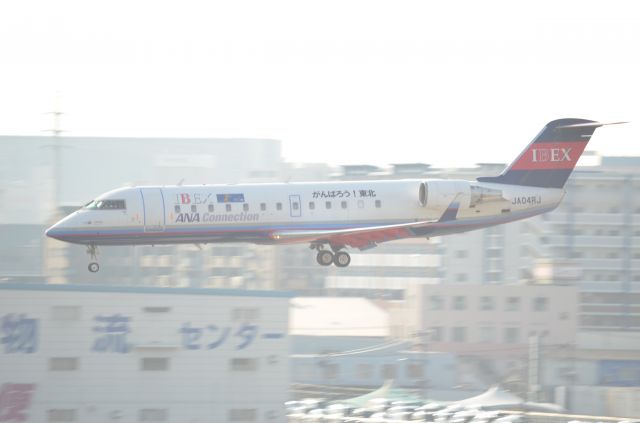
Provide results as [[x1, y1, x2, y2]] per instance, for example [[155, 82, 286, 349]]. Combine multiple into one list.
[[309, 202, 315, 210], [375, 200, 382, 208], [174, 205, 181, 213], [243, 203, 249, 212], [293, 202, 299, 210], [191, 205, 197, 213], [276, 202, 282, 211], [341, 201, 347, 209], [326, 201, 332, 209], [226, 204, 232, 212], [260, 203, 266, 211], [208, 204, 214, 213]]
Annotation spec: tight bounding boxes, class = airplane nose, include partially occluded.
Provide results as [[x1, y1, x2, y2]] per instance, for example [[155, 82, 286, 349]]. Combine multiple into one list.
[[45, 221, 68, 241], [45, 223, 60, 240]]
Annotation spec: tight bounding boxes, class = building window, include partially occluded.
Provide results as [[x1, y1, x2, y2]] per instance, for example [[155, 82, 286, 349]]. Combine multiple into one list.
[[452, 327, 467, 342], [48, 409, 77, 422], [480, 296, 495, 311], [309, 201, 315, 210], [51, 306, 81, 320], [533, 297, 549, 312], [456, 250, 468, 259], [292, 202, 299, 210], [230, 358, 258, 371], [49, 357, 79, 371], [456, 274, 467, 283], [231, 307, 260, 321], [486, 271, 503, 282], [226, 204, 232, 212], [357, 199, 364, 208], [506, 297, 520, 311], [140, 357, 169, 371], [229, 409, 257, 422], [453, 296, 466, 310], [276, 202, 282, 211], [325, 201, 332, 209], [139, 409, 168, 422], [356, 364, 373, 379], [243, 203, 249, 212], [375, 200, 382, 208], [142, 306, 171, 313], [479, 326, 495, 343], [381, 364, 396, 379], [341, 201, 347, 209], [208, 204, 214, 212], [174, 205, 180, 213], [406, 363, 424, 378], [504, 327, 520, 344], [429, 295, 443, 310], [430, 326, 443, 342], [191, 204, 197, 213], [260, 203, 266, 211], [486, 249, 502, 258]]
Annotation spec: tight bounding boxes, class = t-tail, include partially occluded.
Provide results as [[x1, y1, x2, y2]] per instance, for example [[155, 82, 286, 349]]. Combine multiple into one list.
[[477, 118, 623, 189]]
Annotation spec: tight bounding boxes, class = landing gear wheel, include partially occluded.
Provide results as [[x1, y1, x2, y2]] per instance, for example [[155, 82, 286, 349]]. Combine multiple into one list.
[[86, 244, 100, 272], [316, 250, 334, 266], [334, 251, 351, 267]]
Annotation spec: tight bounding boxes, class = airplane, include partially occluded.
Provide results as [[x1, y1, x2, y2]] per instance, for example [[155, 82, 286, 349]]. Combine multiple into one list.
[[46, 118, 622, 272]]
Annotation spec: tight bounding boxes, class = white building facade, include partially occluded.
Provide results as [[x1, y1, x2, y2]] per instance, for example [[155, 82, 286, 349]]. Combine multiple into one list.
[[0, 284, 290, 423]]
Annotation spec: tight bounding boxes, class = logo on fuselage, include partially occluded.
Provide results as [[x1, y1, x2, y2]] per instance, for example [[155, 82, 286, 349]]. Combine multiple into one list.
[[175, 212, 259, 223]]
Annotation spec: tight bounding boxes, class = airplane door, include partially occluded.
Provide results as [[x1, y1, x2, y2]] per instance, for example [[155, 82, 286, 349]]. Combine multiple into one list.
[[289, 195, 301, 218], [140, 188, 166, 232]]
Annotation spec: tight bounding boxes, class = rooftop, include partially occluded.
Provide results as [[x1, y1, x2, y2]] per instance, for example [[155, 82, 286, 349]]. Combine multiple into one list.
[[0, 282, 293, 298], [290, 297, 389, 337]]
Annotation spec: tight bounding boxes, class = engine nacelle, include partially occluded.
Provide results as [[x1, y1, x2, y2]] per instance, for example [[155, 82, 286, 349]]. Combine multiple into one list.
[[418, 180, 471, 210], [469, 185, 507, 207]]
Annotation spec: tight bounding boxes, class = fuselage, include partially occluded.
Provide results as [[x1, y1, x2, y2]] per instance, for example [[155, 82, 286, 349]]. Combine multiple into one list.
[[46, 179, 564, 247]]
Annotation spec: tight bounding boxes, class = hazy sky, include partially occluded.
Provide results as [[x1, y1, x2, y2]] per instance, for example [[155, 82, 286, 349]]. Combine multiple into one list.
[[0, 0, 639, 167]]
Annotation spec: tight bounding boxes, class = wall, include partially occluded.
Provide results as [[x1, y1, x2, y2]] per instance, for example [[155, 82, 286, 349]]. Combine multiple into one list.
[[0, 284, 290, 423]]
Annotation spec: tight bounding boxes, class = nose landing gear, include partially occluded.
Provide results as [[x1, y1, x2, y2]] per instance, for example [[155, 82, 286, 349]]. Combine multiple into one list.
[[87, 244, 100, 272]]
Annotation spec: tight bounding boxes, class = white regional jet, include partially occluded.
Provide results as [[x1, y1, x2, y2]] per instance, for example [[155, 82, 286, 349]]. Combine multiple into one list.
[[46, 118, 620, 272]]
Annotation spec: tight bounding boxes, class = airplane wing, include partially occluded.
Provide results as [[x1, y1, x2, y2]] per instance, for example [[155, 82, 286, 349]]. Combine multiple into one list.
[[270, 220, 434, 249], [270, 195, 462, 249]]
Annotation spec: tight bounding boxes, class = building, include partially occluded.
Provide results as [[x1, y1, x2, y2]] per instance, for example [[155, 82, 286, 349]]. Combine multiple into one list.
[[0, 283, 291, 423], [289, 297, 457, 398]]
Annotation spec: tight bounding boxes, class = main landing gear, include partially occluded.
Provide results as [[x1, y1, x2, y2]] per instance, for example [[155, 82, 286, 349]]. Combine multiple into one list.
[[313, 245, 351, 267], [87, 244, 100, 273]]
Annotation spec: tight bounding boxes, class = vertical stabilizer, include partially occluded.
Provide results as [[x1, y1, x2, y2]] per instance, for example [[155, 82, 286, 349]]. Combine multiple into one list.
[[477, 118, 606, 189]]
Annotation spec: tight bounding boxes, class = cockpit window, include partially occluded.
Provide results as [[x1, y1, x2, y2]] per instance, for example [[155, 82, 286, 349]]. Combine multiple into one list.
[[84, 199, 126, 210]]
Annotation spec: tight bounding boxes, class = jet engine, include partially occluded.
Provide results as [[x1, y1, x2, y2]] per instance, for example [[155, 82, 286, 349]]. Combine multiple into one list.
[[418, 180, 471, 210], [418, 180, 507, 212]]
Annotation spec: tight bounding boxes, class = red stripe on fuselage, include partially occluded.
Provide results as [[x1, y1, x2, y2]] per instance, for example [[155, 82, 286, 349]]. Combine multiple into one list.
[[510, 141, 588, 171]]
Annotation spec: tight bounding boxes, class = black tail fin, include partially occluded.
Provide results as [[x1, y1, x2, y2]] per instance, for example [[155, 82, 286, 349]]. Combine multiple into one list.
[[477, 118, 606, 189]]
